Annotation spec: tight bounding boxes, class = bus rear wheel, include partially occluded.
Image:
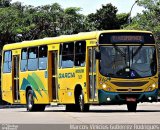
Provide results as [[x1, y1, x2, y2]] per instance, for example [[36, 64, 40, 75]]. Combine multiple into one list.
[[27, 90, 36, 111], [127, 102, 137, 112], [26, 90, 45, 112]]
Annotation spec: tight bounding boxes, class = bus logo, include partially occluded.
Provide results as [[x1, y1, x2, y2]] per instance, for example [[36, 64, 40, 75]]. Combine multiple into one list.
[[128, 88, 132, 92]]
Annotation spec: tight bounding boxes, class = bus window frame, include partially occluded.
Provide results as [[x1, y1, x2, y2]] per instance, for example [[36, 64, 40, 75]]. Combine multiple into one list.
[[20, 48, 28, 72], [38, 45, 48, 70], [28, 47, 38, 71], [59, 40, 87, 69], [60, 42, 75, 69], [3, 50, 12, 73], [74, 40, 86, 67]]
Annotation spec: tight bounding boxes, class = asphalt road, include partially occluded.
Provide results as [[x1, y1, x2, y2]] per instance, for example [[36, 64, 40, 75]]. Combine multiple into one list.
[[0, 103, 160, 124]]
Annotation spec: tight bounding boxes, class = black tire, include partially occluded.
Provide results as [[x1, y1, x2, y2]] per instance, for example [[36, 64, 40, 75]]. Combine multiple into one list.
[[27, 90, 36, 112], [26, 90, 45, 112], [66, 104, 75, 112], [36, 104, 46, 111], [75, 90, 90, 112], [127, 103, 137, 112]]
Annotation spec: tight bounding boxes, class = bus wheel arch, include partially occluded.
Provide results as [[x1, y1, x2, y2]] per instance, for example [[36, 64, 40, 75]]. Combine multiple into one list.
[[66, 85, 82, 112], [74, 85, 89, 112], [25, 86, 45, 112], [26, 86, 32, 98], [74, 84, 82, 101]]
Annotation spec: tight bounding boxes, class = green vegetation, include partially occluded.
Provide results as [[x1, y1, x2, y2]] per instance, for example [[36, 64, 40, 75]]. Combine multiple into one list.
[[0, 0, 159, 51], [124, 0, 160, 43], [0, 0, 159, 45], [0, 0, 129, 46]]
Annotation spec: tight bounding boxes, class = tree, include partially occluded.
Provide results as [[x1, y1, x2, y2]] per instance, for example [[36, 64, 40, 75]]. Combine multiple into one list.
[[87, 3, 118, 30], [116, 13, 129, 29], [87, 3, 129, 30], [0, 0, 11, 7], [0, 2, 129, 44], [0, 7, 21, 44], [125, 0, 160, 43], [63, 7, 86, 34]]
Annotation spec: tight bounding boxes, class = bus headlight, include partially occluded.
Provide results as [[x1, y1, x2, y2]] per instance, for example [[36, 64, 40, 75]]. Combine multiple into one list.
[[146, 83, 156, 92], [152, 83, 156, 88], [102, 84, 112, 92], [102, 84, 107, 89]]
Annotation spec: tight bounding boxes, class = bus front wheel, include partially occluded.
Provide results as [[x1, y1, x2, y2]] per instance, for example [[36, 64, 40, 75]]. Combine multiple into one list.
[[66, 104, 75, 112], [127, 102, 137, 112], [76, 90, 89, 112]]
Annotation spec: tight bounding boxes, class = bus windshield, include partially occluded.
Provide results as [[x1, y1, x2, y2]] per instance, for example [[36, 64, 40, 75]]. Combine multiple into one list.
[[99, 46, 157, 78]]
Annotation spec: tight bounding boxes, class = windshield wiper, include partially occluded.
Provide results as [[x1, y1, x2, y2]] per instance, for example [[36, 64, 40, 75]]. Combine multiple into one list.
[[132, 43, 144, 58], [113, 44, 126, 57]]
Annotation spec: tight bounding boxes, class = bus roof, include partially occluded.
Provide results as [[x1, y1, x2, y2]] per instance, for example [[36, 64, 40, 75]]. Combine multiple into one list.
[[3, 30, 152, 51]]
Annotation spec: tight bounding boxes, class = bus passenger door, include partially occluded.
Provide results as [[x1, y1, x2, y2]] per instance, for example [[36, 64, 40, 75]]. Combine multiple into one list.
[[13, 55, 20, 103], [49, 51, 58, 101], [88, 47, 98, 102]]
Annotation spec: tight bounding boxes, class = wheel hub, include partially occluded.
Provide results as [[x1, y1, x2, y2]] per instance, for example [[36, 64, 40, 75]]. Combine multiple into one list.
[[28, 94, 33, 109], [79, 94, 84, 111]]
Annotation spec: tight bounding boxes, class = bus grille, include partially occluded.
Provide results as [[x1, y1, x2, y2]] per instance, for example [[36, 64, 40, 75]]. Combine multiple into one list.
[[117, 89, 143, 92], [111, 81, 148, 87]]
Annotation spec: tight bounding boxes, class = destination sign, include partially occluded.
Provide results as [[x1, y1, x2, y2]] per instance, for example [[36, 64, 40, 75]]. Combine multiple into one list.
[[111, 35, 144, 43], [99, 32, 155, 44]]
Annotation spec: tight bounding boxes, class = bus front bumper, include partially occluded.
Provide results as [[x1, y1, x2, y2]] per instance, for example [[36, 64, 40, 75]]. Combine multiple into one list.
[[98, 89, 158, 105]]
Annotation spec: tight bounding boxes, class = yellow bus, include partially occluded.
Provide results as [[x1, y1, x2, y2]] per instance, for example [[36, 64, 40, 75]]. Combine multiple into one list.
[[1, 30, 159, 112]]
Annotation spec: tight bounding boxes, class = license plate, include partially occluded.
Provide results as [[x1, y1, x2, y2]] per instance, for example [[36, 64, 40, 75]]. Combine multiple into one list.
[[126, 97, 136, 102]]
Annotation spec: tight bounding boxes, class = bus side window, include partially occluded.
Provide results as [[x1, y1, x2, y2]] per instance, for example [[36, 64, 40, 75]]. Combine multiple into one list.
[[75, 41, 86, 67], [28, 47, 38, 71], [39, 46, 48, 70], [61, 42, 74, 68], [3, 51, 12, 73], [21, 48, 27, 71]]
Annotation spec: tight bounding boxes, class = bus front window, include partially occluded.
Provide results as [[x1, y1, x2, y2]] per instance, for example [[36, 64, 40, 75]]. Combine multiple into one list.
[[99, 46, 157, 78]]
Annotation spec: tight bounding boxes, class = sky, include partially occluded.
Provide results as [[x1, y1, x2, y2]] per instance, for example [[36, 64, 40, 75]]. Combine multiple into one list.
[[11, 0, 144, 17]]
